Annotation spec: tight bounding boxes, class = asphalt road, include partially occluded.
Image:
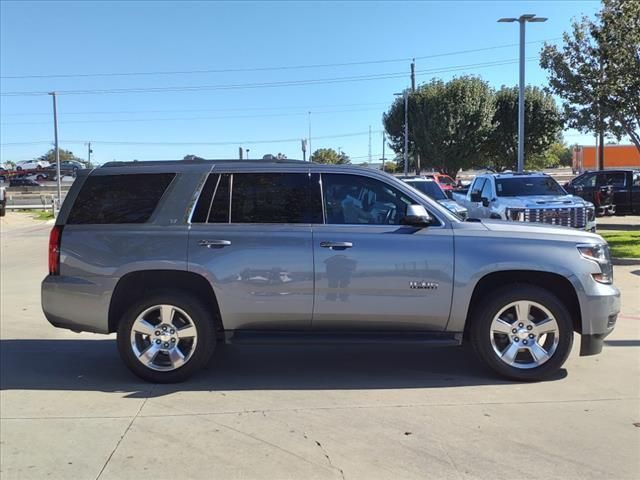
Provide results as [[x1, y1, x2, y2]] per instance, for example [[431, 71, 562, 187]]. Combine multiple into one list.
[[1, 213, 639, 480]]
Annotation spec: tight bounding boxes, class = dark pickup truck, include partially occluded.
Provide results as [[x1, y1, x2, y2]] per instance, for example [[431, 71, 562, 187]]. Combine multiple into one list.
[[565, 169, 640, 215]]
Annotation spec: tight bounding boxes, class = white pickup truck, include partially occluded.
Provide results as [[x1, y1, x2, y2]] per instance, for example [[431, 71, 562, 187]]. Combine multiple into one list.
[[452, 172, 596, 231]]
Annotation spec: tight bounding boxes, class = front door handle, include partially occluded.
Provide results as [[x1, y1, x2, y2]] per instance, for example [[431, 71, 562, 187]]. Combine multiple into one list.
[[198, 239, 231, 248], [320, 241, 353, 250]]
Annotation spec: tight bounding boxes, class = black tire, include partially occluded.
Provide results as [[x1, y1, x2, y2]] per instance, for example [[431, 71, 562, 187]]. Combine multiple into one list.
[[117, 291, 216, 383], [0, 205, 5, 217], [468, 284, 573, 381]]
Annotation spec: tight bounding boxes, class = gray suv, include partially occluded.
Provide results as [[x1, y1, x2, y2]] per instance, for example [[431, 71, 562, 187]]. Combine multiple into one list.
[[42, 160, 620, 383]]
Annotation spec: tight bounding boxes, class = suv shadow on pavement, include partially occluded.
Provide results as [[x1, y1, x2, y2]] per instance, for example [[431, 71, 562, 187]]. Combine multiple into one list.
[[0, 339, 567, 398]]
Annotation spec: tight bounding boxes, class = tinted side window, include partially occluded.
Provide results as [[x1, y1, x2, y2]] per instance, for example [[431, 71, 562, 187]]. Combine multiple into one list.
[[322, 173, 414, 225], [191, 174, 231, 223], [210, 174, 230, 222], [191, 174, 218, 223], [573, 173, 596, 188], [231, 173, 321, 224], [481, 179, 493, 199], [601, 172, 626, 188], [471, 178, 486, 195], [67, 173, 174, 224]]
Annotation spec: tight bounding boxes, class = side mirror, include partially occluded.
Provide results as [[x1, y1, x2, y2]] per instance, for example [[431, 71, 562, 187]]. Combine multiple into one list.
[[469, 191, 482, 203], [481, 197, 490, 207], [401, 204, 433, 227]]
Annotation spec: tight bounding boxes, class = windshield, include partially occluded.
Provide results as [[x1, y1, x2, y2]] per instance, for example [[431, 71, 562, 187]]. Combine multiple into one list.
[[406, 181, 447, 200], [438, 175, 456, 186], [495, 177, 567, 197]]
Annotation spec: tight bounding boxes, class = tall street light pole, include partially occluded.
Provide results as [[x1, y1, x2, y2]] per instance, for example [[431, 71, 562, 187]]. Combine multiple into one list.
[[48, 92, 62, 207], [498, 13, 547, 172]]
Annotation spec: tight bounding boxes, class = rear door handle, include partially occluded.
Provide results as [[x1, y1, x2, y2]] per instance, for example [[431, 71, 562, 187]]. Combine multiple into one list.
[[198, 239, 231, 248], [320, 241, 353, 250]]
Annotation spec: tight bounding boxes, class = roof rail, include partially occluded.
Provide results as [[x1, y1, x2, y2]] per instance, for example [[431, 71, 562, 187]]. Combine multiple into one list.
[[100, 159, 309, 168]]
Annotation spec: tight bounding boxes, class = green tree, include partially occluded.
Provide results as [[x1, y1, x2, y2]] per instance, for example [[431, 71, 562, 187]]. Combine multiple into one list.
[[482, 86, 563, 171], [383, 76, 494, 177], [382, 162, 397, 174], [540, 0, 640, 151], [38, 149, 86, 165], [527, 142, 572, 170], [310, 148, 350, 164]]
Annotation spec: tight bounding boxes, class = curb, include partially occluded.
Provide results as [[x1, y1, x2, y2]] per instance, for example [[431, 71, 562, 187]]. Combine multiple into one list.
[[612, 257, 640, 266]]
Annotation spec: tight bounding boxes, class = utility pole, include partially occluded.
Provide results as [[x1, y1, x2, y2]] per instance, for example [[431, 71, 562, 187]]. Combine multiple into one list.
[[308, 112, 312, 156], [301, 139, 307, 162], [87, 142, 92, 168], [368, 125, 372, 165], [246, 149, 250, 160], [48, 92, 61, 207], [410, 59, 416, 91], [403, 90, 409, 176], [411, 59, 420, 175], [381, 131, 386, 171]]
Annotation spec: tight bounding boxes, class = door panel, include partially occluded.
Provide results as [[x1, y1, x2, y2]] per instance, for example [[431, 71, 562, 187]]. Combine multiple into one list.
[[187, 171, 319, 330], [189, 224, 314, 330], [313, 172, 454, 331], [312, 225, 454, 330]]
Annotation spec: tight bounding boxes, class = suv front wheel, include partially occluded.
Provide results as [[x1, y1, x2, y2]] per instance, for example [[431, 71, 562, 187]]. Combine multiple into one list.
[[469, 284, 574, 381], [117, 292, 216, 383]]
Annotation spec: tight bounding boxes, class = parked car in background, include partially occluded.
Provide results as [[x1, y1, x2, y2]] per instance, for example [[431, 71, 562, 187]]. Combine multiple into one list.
[[16, 160, 50, 171], [9, 177, 41, 187], [42, 160, 619, 384], [564, 169, 640, 215], [401, 176, 468, 219], [423, 173, 458, 192], [26, 172, 50, 182], [59, 160, 84, 173], [452, 172, 596, 231]]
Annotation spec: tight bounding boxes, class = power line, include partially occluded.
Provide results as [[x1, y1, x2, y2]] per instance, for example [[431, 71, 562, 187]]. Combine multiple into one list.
[[0, 57, 536, 97], [0, 38, 558, 80], [0, 101, 390, 117], [1, 130, 384, 148], [0, 107, 385, 126]]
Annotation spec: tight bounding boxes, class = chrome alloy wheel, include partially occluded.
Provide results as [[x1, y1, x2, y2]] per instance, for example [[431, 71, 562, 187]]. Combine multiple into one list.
[[130, 304, 198, 372], [490, 300, 560, 369]]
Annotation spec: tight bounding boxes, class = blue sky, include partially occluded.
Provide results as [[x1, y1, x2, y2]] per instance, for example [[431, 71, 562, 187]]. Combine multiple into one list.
[[1, 0, 601, 165]]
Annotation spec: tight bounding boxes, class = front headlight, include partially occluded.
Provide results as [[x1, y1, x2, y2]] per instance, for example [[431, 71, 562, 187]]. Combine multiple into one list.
[[506, 208, 525, 221], [577, 243, 613, 284]]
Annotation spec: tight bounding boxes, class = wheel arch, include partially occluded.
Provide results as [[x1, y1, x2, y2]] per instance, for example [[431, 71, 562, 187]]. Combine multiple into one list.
[[462, 270, 582, 340], [108, 270, 223, 335]]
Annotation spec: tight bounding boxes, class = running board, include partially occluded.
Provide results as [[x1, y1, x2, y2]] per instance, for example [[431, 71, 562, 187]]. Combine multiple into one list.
[[225, 330, 462, 346]]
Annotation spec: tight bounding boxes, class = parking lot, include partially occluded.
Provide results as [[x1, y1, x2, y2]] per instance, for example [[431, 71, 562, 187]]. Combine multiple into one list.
[[1, 212, 639, 480]]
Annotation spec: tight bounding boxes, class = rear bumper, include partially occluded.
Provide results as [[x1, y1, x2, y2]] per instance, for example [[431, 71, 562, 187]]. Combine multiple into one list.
[[578, 283, 620, 356], [41, 275, 116, 334]]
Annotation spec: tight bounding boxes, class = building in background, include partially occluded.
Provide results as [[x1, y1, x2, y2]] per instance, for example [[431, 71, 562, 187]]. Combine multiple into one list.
[[572, 144, 640, 173]]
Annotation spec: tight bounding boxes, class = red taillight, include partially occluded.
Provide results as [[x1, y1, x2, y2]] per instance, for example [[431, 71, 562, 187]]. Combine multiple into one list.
[[48, 225, 63, 275]]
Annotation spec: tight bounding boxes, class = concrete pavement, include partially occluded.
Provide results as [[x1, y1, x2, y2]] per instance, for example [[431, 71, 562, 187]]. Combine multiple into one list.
[[1, 213, 639, 480]]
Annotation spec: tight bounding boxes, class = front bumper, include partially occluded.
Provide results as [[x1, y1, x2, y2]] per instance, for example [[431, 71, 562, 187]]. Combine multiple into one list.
[[578, 283, 620, 356]]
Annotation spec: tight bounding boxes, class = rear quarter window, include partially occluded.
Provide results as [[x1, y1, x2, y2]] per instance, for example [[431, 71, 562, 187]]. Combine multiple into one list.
[[67, 173, 175, 224]]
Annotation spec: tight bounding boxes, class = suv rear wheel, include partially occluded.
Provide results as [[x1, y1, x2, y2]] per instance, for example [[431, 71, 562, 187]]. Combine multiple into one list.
[[117, 292, 216, 383], [469, 284, 573, 381]]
